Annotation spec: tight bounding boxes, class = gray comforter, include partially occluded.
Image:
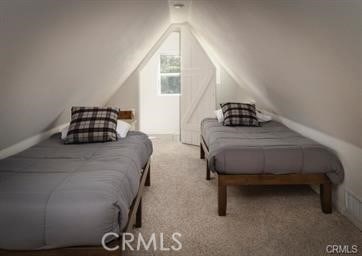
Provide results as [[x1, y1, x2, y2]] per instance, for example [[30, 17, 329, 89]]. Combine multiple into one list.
[[0, 131, 152, 250], [201, 118, 343, 184]]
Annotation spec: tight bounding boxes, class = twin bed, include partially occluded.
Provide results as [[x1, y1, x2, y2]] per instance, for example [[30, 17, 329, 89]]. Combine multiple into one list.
[[200, 118, 344, 216], [0, 129, 152, 255], [0, 110, 345, 254]]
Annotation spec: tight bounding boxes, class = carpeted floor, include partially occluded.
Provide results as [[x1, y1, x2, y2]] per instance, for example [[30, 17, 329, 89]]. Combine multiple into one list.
[[127, 136, 361, 256]]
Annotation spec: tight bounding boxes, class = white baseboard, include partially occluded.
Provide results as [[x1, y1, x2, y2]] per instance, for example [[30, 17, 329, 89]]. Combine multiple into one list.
[[0, 124, 67, 160], [344, 190, 362, 230], [148, 134, 180, 142]]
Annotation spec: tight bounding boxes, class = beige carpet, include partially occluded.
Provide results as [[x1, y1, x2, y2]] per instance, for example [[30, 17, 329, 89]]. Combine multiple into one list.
[[127, 136, 361, 256]]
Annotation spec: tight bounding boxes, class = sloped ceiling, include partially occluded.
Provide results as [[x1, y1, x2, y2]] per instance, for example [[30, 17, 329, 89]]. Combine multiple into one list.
[[189, 0, 362, 148], [1, 0, 361, 151], [0, 0, 170, 149]]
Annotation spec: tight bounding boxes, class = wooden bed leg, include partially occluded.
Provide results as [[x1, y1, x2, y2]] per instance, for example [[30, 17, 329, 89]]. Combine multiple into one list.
[[218, 176, 227, 216], [320, 182, 332, 214], [135, 198, 142, 228], [145, 164, 151, 187], [206, 161, 211, 180], [200, 143, 205, 159]]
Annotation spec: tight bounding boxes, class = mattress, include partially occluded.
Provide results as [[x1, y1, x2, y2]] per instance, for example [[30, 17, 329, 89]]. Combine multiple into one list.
[[201, 118, 343, 184], [0, 131, 152, 250]]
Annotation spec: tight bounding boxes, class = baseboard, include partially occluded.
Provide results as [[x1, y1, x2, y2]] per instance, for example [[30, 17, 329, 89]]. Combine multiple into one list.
[[344, 190, 362, 230], [0, 123, 67, 160], [148, 134, 180, 142]]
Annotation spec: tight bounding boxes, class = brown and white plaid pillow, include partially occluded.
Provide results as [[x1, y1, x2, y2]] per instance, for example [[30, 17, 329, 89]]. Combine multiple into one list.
[[220, 103, 259, 126], [64, 107, 119, 144]]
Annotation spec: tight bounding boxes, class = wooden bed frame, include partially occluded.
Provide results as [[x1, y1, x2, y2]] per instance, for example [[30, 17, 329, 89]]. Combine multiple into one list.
[[200, 135, 332, 216], [0, 159, 151, 256]]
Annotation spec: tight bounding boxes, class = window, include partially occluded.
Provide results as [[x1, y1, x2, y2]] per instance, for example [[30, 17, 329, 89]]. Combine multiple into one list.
[[159, 55, 181, 95]]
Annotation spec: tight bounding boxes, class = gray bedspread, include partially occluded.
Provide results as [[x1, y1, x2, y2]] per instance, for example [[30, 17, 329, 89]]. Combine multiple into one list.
[[201, 118, 343, 184], [0, 131, 152, 250]]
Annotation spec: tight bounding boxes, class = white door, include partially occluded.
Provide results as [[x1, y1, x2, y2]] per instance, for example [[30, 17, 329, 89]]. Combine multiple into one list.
[[180, 27, 216, 145]]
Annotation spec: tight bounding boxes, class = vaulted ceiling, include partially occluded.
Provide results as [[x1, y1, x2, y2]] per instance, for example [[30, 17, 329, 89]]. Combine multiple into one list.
[[189, 0, 362, 148], [0, 0, 169, 149], [0, 0, 361, 150]]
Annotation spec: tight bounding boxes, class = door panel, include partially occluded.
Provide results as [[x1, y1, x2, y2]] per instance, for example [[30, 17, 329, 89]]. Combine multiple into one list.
[[180, 27, 216, 145]]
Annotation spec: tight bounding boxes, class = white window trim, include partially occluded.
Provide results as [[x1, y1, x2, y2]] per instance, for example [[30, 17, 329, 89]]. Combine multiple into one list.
[[158, 55, 181, 96], [161, 73, 180, 77]]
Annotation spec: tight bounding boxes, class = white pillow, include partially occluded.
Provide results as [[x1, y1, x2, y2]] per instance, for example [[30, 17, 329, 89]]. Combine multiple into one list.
[[60, 124, 69, 140], [214, 109, 224, 123], [256, 111, 272, 122], [117, 120, 131, 138]]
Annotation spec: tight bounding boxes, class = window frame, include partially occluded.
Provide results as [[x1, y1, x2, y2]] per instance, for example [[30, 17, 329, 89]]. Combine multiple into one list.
[[158, 54, 181, 96]]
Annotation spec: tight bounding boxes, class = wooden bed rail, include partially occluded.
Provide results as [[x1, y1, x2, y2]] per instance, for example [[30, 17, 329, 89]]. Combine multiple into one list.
[[200, 135, 332, 216], [217, 173, 332, 216], [124, 159, 151, 231]]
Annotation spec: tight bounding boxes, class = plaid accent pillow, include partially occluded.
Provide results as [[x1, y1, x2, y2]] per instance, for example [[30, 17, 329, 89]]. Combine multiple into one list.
[[220, 103, 259, 126], [64, 107, 119, 144]]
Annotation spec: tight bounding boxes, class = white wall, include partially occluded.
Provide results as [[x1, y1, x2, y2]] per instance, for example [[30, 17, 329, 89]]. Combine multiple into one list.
[[0, 0, 170, 152], [188, 24, 253, 107], [217, 66, 252, 105], [190, 0, 361, 147], [108, 24, 252, 128], [139, 32, 180, 134], [108, 71, 140, 129]]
